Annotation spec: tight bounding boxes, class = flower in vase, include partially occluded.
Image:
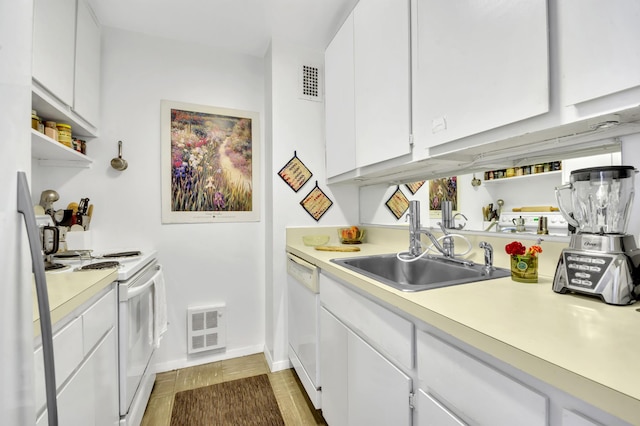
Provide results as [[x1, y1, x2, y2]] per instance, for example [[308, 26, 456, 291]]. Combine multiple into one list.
[[505, 240, 543, 257]]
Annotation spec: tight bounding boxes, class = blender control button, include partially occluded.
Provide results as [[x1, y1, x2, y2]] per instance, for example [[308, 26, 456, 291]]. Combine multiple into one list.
[[592, 258, 606, 264], [567, 256, 578, 262], [570, 278, 582, 285], [568, 263, 578, 269], [589, 266, 601, 272], [576, 272, 591, 278]]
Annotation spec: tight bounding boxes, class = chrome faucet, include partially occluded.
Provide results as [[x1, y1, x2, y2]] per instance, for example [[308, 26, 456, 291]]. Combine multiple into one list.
[[479, 241, 494, 272], [407, 200, 448, 257]]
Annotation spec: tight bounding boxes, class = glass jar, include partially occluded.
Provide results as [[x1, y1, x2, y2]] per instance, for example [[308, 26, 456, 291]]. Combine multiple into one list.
[[44, 121, 58, 141], [56, 123, 72, 148], [31, 110, 42, 131]]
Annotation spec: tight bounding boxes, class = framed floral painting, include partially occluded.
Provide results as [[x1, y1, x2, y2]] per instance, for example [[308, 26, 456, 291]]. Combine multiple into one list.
[[161, 100, 260, 223]]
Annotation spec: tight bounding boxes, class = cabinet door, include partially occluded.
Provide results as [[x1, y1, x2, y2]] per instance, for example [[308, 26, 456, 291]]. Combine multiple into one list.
[[325, 12, 356, 178], [414, 0, 548, 148], [32, 0, 76, 106], [348, 330, 412, 426], [56, 328, 118, 426], [73, 0, 101, 126], [319, 308, 348, 426], [353, 0, 411, 168], [558, 0, 640, 105]]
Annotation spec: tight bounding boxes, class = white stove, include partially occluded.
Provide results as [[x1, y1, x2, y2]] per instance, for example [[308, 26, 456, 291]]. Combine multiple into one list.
[[51, 248, 163, 426]]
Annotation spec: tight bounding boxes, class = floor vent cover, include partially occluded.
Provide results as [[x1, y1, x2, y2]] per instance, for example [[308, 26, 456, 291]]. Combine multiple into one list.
[[187, 305, 226, 354]]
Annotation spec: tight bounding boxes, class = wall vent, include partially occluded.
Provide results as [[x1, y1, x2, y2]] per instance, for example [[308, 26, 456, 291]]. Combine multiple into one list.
[[299, 64, 323, 102], [187, 305, 226, 354]]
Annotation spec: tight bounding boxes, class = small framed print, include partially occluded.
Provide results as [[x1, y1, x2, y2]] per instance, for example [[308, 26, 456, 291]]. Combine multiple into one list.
[[278, 151, 312, 192], [385, 186, 410, 220]]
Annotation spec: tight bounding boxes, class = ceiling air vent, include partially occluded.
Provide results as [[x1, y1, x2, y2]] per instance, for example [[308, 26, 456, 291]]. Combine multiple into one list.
[[299, 64, 323, 102]]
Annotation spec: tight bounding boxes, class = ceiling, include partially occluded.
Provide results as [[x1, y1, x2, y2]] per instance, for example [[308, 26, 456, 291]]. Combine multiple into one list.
[[87, 0, 359, 57]]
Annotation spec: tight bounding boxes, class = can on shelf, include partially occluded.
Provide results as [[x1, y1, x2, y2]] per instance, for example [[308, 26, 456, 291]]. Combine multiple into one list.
[[56, 123, 72, 148]]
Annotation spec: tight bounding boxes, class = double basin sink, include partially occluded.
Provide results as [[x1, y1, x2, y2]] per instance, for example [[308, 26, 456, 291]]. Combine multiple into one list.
[[332, 253, 510, 292]]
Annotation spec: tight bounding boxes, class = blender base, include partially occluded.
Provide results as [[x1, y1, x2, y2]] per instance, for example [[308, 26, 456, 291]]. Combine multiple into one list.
[[553, 234, 640, 305]]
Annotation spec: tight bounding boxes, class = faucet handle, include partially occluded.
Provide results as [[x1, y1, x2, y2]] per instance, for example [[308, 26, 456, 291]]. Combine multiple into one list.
[[479, 241, 494, 270]]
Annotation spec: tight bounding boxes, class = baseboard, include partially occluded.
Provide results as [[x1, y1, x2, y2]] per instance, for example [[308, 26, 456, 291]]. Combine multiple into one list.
[[264, 344, 292, 372], [155, 344, 264, 373]]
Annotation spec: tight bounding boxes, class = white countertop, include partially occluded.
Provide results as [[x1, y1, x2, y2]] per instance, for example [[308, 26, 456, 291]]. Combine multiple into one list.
[[286, 226, 640, 425], [33, 268, 118, 336]]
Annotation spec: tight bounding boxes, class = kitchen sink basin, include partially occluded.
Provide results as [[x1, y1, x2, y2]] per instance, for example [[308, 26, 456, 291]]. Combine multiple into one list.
[[331, 253, 511, 292]]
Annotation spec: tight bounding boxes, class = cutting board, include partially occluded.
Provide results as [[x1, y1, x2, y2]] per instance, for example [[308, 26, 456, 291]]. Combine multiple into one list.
[[315, 246, 361, 252], [512, 206, 559, 212]]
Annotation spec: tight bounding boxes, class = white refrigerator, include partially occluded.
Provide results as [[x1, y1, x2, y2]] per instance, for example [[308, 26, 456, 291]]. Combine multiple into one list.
[[0, 1, 58, 424]]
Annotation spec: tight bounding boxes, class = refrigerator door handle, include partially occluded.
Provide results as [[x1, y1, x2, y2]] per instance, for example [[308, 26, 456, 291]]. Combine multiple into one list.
[[17, 172, 58, 426]]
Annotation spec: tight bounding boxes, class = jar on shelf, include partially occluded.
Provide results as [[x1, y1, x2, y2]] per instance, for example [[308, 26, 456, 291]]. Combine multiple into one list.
[[31, 110, 43, 132], [56, 123, 72, 148], [44, 121, 58, 141]]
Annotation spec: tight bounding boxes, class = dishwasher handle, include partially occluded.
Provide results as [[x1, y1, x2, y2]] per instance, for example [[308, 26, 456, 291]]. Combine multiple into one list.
[[286, 253, 319, 294]]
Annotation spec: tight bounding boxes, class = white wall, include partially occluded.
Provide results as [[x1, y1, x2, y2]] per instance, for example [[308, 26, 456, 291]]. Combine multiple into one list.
[[264, 37, 358, 370], [33, 28, 267, 371]]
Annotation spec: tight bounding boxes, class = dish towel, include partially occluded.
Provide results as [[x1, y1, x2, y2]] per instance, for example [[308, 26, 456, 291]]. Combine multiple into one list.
[[152, 265, 168, 349]]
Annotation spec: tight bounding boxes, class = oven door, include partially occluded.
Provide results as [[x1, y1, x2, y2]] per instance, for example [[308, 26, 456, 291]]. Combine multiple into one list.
[[118, 262, 160, 416]]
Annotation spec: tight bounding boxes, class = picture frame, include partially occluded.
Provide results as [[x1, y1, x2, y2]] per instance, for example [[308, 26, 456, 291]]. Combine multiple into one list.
[[428, 176, 458, 218], [161, 100, 260, 223]]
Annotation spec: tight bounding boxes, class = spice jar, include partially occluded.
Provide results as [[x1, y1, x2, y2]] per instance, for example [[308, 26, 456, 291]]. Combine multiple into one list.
[[31, 110, 42, 131], [44, 121, 58, 141], [56, 123, 72, 148]]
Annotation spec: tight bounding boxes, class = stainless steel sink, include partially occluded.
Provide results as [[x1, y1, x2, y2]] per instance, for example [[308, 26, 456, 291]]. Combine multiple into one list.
[[331, 253, 511, 292]]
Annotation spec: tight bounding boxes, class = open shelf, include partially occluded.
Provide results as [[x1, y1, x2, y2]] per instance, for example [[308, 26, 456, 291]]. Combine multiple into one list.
[[31, 129, 93, 168], [482, 170, 562, 184]]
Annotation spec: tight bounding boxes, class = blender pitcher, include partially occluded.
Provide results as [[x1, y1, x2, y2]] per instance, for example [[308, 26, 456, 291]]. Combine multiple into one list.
[[555, 166, 637, 234]]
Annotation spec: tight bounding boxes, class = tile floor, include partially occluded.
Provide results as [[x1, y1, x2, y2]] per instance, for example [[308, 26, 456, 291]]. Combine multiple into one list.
[[141, 353, 327, 425]]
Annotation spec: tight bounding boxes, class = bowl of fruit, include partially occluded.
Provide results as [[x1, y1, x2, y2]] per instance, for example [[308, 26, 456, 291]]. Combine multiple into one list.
[[338, 226, 365, 244]]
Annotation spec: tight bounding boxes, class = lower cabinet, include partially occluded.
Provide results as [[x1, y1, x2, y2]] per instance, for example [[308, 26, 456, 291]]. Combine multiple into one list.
[[316, 271, 634, 426], [416, 330, 548, 426], [320, 307, 412, 426], [35, 285, 118, 426]]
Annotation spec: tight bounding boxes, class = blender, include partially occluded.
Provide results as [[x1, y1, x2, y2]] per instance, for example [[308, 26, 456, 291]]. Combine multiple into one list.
[[553, 166, 640, 305]]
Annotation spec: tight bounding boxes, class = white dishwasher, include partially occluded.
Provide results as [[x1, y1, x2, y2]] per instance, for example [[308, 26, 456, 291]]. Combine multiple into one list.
[[287, 253, 321, 409]]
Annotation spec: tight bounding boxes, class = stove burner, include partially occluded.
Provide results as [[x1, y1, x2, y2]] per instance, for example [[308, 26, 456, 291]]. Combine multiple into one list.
[[79, 261, 120, 270], [45, 262, 68, 271], [102, 251, 141, 258]]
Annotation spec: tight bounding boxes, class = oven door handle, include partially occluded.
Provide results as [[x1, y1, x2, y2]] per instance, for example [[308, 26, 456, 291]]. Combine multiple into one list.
[[126, 266, 162, 300]]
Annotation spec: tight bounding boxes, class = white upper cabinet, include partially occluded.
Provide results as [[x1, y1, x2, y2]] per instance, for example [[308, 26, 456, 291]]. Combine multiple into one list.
[[557, 0, 640, 106], [353, 0, 411, 168], [325, 0, 412, 179], [33, 0, 76, 107], [73, 0, 101, 126], [325, 11, 356, 178], [413, 0, 549, 149], [32, 0, 101, 136]]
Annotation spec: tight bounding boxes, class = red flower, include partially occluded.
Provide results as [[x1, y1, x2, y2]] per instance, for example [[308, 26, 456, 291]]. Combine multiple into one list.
[[505, 241, 526, 255]]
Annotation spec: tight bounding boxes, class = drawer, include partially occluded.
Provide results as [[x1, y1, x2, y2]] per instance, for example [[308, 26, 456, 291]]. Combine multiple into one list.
[[417, 330, 547, 426], [34, 315, 84, 415], [320, 273, 413, 369], [417, 389, 466, 426], [82, 287, 116, 355]]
